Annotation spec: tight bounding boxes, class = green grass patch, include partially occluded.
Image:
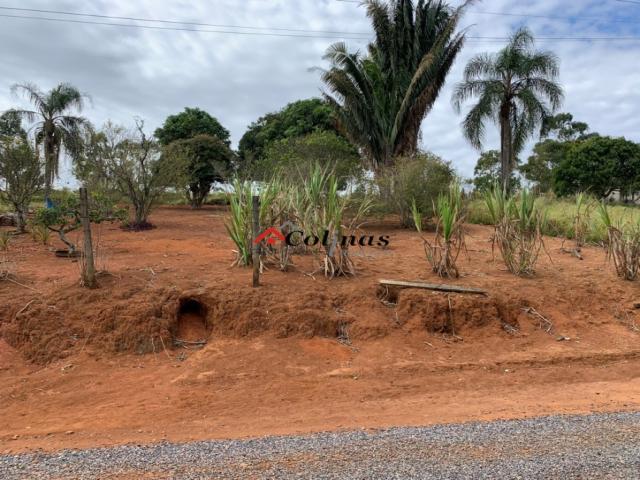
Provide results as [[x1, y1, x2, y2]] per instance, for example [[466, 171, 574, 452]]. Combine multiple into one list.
[[467, 196, 640, 244]]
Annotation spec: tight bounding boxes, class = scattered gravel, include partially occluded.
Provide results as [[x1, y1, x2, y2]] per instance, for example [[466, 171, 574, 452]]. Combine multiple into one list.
[[1, 412, 639, 479]]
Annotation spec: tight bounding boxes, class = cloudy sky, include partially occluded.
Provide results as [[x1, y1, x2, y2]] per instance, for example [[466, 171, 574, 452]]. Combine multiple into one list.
[[1, 0, 639, 187]]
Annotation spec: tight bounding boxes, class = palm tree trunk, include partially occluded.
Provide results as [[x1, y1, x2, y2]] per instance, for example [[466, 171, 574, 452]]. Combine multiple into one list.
[[499, 103, 512, 192], [43, 134, 54, 206]]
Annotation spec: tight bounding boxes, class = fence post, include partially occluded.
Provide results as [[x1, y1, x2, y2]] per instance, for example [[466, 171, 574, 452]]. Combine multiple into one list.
[[79, 187, 97, 288], [252, 195, 260, 288]]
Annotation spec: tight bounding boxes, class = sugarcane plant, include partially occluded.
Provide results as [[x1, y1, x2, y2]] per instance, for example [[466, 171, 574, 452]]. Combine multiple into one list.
[[573, 192, 591, 249], [484, 186, 547, 276], [598, 202, 640, 281], [412, 181, 465, 278]]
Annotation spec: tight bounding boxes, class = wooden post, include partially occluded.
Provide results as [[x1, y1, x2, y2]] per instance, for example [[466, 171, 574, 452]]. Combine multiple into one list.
[[251, 195, 260, 288], [79, 187, 97, 289]]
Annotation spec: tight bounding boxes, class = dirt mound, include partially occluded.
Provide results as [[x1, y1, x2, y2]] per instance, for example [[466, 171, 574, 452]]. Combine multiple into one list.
[[395, 289, 522, 336], [0, 277, 363, 363]]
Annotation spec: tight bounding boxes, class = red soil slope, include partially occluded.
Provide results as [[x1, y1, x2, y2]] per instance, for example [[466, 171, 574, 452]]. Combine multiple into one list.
[[0, 206, 638, 453]]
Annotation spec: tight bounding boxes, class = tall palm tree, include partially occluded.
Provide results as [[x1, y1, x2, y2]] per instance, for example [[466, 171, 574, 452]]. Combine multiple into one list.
[[452, 28, 563, 190], [11, 82, 89, 201], [321, 0, 471, 171]]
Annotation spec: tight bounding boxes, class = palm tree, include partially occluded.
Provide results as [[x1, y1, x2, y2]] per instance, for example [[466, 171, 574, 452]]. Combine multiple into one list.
[[452, 27, 563, 190], [11, 82, 89, 202], [321, 0, 471, 171]]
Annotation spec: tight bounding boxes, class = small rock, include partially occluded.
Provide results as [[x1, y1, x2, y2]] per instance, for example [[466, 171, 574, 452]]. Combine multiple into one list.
[[632, 301, 640, 309], [65, 430, 74, 435]]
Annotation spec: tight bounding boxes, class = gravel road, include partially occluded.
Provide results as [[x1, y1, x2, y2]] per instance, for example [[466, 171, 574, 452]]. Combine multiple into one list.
[[1, 412, 639, 479]]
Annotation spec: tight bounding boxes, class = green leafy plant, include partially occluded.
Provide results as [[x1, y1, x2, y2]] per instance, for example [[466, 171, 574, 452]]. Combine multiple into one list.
[[598, 202, 640, 281], [485, 186, 547, 276], [413, 182, 466, 277]]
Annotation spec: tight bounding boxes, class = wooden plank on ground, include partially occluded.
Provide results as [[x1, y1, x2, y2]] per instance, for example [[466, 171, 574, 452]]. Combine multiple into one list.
[[378, 279, 487, 296]]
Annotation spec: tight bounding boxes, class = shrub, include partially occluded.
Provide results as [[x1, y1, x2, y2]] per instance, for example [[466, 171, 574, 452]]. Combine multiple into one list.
[[413, 182, 465, 277], [376, 153, 454, 227], [598, 202, 640, 280], [33, 191, 124, 254], [485, 187, 547, 276]]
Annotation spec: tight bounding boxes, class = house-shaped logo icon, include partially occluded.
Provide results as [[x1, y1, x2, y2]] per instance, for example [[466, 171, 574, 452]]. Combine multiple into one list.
[[254, 227, 286, 245]]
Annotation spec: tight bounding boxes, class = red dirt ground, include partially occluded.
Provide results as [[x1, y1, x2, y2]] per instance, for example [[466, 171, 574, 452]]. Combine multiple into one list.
[[0, 206, 639, 453]]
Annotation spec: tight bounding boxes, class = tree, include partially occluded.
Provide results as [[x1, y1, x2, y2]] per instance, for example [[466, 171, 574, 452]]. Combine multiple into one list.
[[520, 113, 593, 192], [0, 137, 43, 233], [321, 0, 470, 171], [520, 139, 568, 192], [164, 134, 234, 208], [238, 98, 341, 168], [553, 136, 640, 199], [473, 150, 520, 192], [541, 112, 590, 141], [453, 27, 563, 190], [154, 108, 230, 146], [259, 131, 362, 187], [10, 82, 89, 202], [88, 120, 185, 229], [0, 110, 27, 139]]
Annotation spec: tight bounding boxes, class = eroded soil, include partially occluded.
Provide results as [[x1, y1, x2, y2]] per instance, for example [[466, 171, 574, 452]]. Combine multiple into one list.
[[0, 206, 639, 453]]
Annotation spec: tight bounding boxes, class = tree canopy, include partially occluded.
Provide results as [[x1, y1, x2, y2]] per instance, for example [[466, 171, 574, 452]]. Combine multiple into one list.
[[164, 134, 235, 208], [238, 98, 340, 166], [10, 82, 90, 200], [553, 136, 640, 199], [260, 130, 361, 187], [154, 107, 231, 146], [322, 0, 470, 170], [473, 150, 520, 192]]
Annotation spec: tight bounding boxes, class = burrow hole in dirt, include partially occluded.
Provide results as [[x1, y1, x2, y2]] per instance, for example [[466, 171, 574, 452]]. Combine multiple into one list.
[[174, 298, 210, 344]]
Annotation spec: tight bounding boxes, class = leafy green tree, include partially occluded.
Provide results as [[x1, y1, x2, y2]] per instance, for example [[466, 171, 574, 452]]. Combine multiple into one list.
[[553, 136, 640, 199], [0, 110, 27, 139], [259, 131, 362, 187], [154, 108, 230, 146], [453, 28, 563, 190], [520, 139, 568, 192], [541, 112, 590, 141], [520, 113, 594, 192], [321, 0, 469, 171], [164, 134, 234, 208], [473, 150, 520, 192], [238, 98, 340, 168], [0, 137, 43, 232], [10, 82, 90, 201]]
